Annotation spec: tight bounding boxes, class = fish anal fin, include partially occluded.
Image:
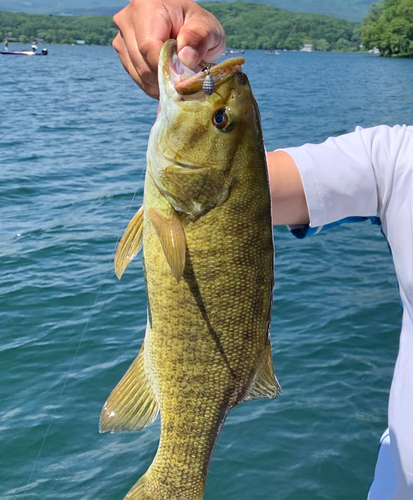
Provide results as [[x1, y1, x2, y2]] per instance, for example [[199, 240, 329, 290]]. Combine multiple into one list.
[[147, 206, 186, 283], [114, 206, 144, 280], [124, 474, 148, 499], [99, 342, 159, 433], [243, 342, 281, 402]]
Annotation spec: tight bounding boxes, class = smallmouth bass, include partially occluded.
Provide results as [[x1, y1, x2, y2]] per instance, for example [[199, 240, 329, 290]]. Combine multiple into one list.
[[100, 39, 281, 500]]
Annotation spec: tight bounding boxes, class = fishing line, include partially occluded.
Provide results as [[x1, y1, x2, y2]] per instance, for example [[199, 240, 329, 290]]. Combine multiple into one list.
[[22, 166, 145, 498], [22, 285, 106, 498]]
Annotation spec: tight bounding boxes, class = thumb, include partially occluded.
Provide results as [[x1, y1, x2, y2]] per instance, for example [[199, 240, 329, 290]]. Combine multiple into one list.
[[176, 13, 225, 68]]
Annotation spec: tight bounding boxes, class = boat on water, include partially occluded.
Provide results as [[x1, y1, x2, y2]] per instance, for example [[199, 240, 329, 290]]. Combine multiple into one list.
[[224, 49, 245, 55], [368, 47, 380, 55], [1, 45, 48, 56], [265, 50, 280, 55]]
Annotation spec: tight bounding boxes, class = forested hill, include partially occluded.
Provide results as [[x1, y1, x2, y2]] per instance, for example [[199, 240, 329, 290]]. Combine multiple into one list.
[[201, 2, 361, 51], [0, 10, 117, 45], [0, 3, 361, 51]]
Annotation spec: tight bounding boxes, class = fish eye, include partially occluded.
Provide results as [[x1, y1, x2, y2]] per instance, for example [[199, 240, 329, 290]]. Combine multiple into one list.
[[212, 108, 229, 130]]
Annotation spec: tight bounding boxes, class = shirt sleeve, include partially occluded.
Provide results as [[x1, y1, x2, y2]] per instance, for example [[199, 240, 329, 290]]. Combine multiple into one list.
[[275, 126, 378, 238], [279, 126, 382, 238]]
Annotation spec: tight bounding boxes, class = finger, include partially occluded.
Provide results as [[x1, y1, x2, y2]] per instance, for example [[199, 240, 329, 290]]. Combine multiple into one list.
[[133, 6, 176, 73], [115, 25, 157, 88], [115, 1, 175, 81], [114, 5, 159, 89], [113, 33, 141, 84], [176, 9, 226, 68], [113, 33, 160, 99]]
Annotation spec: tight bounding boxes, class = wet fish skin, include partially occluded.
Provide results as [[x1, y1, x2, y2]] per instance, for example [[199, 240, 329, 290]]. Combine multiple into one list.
[[100, 40, 280, 500]]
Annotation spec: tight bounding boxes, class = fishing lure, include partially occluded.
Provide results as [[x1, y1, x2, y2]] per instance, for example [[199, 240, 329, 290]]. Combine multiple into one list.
[[202, 67, 215, 95]]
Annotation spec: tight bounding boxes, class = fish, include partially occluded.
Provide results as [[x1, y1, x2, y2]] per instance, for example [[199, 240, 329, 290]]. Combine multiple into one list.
[[100, 39, 281, 500]]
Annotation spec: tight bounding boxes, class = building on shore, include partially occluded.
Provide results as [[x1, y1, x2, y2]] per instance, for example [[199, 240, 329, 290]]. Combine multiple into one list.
[[301, 44, 315, 52]]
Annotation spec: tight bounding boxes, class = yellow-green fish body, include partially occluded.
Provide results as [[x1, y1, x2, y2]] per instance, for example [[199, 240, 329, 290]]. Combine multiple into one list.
[[100, 40, 280, 500]]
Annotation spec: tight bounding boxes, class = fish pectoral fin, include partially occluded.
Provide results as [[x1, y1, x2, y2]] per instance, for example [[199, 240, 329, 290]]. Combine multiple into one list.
[[99, 341, 159, 433], [243, 342, 281, 402], [147, 206, 186, 283], [114, 206, 144, 280]]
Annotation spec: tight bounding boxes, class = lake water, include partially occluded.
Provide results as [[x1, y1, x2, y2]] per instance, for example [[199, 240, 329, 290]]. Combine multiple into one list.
[[1, 45, 412, 500]]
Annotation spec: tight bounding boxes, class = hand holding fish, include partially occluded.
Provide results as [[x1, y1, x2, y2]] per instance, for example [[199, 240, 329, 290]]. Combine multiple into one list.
[[112, 0, 226, 99]]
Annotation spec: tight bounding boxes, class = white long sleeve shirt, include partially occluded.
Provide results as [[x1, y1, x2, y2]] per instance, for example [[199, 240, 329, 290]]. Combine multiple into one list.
[[283, 125, 413, 499]]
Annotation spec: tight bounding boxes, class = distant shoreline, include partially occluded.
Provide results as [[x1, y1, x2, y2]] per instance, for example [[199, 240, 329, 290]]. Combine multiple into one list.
[[3, 42, 372, 54]]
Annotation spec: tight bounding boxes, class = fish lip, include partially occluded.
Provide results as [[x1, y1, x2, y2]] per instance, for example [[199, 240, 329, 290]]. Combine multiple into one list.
[[160, 39, 245, 97]]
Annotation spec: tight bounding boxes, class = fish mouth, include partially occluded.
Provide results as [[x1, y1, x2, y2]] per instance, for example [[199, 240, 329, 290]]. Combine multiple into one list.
[[160, 39, 245, 96]]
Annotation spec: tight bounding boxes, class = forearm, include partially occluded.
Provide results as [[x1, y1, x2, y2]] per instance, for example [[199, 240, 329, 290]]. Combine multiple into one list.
[[267, 150, 309, 226]]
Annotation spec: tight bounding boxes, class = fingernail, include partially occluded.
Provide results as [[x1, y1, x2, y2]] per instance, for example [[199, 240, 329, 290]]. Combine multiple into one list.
[[178, 46, 199, 68]]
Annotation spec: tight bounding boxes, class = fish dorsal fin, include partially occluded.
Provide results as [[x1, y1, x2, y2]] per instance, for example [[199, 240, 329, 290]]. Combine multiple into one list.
[[114, 206, 144, 279], [243, 342, 281, 402], [99, 341, 159, 433], [147, 206, 186, 283]]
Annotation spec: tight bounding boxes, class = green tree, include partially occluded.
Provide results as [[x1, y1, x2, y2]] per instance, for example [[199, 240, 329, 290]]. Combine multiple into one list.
[[361, 0, 413, 56], [316, 38, 330, 51]]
